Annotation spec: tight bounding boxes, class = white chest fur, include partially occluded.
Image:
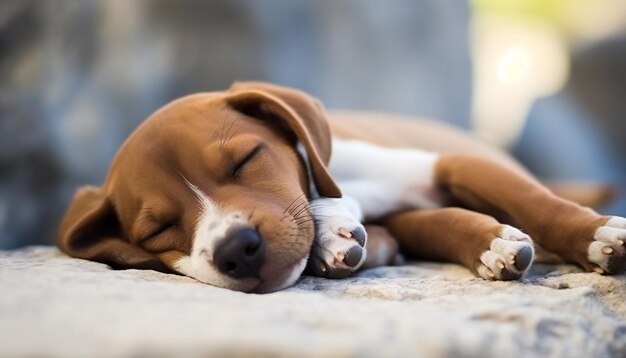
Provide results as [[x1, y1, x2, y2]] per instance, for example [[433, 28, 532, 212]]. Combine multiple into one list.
[[328, 139, 445, 220]]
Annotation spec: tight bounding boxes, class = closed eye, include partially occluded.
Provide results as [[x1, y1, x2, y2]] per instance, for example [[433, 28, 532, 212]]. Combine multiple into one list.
[[142, 223, 175, 243], [231, 143, 265, 178]]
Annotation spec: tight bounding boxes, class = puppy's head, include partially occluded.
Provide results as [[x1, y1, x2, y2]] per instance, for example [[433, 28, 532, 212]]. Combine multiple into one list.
[[57, 82, 341, 293]]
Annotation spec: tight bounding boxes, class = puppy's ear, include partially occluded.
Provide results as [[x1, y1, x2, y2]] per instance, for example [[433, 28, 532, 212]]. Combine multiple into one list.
[[57, 186, 168, 271], [226, 82, 342, 198]]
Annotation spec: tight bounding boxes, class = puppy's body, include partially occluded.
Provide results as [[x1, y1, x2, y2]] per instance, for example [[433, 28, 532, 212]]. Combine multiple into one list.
[[306, 111, 626, 280], [58, 82, 626, 292], [327, 111, 523, 219]]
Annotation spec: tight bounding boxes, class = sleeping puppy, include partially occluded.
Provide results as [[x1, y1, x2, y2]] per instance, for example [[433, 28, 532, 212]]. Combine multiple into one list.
[[58, 82, 626, 292]]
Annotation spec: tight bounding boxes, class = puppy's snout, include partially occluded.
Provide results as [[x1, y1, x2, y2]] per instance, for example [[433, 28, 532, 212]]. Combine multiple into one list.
[[214, 228, 264, 279]]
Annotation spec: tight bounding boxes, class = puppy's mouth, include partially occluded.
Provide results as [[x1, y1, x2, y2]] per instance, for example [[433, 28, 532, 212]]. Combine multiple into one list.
[[251, 254, 309, 293]]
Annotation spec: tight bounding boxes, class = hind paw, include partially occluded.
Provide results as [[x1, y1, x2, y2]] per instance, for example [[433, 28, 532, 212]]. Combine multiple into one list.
[[477, 225, 534, 281], [588, 216, 626, 274]]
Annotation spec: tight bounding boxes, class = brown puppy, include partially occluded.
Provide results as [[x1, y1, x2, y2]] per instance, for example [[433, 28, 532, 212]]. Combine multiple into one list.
[[58, 87, 343, 293], [58, 82, 626, 292]]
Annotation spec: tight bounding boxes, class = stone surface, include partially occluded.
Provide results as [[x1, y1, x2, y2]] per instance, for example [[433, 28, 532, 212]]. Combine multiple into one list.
[[1, 246, 625, 357]]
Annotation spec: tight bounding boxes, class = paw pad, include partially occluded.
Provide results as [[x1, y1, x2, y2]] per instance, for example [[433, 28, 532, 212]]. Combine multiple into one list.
[[338, 227, 367, 247], [343, 246, 364, 267]]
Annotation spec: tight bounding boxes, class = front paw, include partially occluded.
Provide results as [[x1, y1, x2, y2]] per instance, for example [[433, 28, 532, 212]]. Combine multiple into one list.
[[306, 198, 367, 278]]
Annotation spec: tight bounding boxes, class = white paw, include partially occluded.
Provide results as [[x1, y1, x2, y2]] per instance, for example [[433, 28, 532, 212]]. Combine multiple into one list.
[[306, 197, 367, 278], [588, 216, 626, 274], [477, 225, 534, 281]]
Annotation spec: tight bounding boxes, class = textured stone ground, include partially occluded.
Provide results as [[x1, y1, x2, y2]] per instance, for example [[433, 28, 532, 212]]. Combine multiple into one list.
[[1, 246, 625, 357]]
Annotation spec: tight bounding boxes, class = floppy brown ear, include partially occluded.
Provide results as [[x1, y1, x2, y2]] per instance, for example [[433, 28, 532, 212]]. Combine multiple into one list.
[[57, 186, 169, 272], [227, 81, 342, 198]]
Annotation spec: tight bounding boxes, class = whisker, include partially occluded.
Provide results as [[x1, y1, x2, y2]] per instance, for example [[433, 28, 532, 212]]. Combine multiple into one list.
[[288, 233, 312, 238], [288, 198, 309, 216], [292, 212, 313, 219], [219, 117, 237, 153], [284, 193, 306, 215], [247, 205, 259, 220], [307, 203, 334, 209], [218, 119, 226, 152], [296, 220, 317, 228], [292, 203, 311, 219], [292, 216, 316, 224], [218, 118, 229, 152], [225, 120, 237, 144]]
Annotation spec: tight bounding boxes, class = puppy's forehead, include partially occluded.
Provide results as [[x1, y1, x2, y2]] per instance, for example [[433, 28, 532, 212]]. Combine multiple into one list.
[[103, 92, 280, 209], [104, 95, 224, 197], [142, 93, 232, 138], [110, 94, 231, 168], [113, 91, 291, 173]]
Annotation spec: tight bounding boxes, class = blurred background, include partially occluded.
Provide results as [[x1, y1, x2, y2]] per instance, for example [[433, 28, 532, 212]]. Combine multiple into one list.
[[1, 0, 625, 249]]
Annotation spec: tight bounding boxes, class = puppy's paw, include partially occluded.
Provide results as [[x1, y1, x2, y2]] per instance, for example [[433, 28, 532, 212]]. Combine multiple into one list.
[[477, 225, 534, 281], [588, 216, 626, 274], [306, 197, 367, 279]]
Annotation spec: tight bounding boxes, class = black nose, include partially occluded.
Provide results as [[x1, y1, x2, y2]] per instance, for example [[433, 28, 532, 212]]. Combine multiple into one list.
[[213, 228, 264, 279]]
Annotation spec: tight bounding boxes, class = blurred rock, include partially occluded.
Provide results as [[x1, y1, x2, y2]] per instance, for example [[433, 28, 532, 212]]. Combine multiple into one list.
[[0, 0, 471, 248]]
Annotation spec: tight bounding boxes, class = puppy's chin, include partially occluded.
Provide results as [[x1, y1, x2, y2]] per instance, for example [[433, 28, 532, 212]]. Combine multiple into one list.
[[171, 250, 309, 293], [252, 254, 309, 294]]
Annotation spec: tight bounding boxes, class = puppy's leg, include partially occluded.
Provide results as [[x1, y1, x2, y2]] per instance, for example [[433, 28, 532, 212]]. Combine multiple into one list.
[[360, 224, 404, 270], [384, 208, 534, 280], [435, 154, 626, 274], [306, 196, 368, 278]]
